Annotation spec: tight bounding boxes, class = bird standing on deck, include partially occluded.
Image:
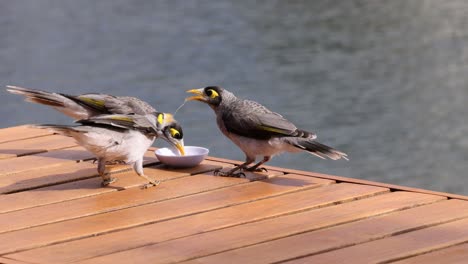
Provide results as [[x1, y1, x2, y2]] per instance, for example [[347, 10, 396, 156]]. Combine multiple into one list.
[[35, 113, 184, 188], [186, 86, 347, 177]]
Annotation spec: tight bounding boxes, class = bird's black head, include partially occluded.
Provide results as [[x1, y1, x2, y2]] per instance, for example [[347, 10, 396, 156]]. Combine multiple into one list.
[[186, 86, 223, 107], [164, 122, 184, 140], [161, 121, 185, 155]]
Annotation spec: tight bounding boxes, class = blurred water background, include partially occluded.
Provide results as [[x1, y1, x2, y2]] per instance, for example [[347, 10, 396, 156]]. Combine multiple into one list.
[[1, 1, 468, 194]]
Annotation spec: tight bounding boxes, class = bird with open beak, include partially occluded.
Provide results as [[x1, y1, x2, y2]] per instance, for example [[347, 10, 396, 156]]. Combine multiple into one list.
[[186, 86, 347, 177]]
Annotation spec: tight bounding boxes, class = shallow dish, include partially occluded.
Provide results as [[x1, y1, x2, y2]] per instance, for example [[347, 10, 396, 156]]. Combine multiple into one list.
[[155, 146, 209, 168]]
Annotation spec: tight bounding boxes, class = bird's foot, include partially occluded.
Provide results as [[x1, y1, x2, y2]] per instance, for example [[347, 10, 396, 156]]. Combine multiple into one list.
[[214, 169, 246, 178], [106, 160, 127, 165], [91, 158, 126, 165], [246, 167, 268, 173], [140, 180, 160, 189], [137, 173, 160, 189], [101, 177, 118, 187]]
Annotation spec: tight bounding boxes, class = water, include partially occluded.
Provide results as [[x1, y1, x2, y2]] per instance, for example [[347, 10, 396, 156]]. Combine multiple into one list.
[[1, 1, 468, 194]]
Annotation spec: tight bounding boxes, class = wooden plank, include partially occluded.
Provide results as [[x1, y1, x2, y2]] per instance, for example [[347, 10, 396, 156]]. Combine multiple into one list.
[[0, 153, 16, 160], [0, 149, 160, 195], [0, 125, 51, 144], [207, 156, 468, 201], [0, 135, 77, 157], [0, 256, 31, 264], [0, 160, 97, 195], [284, 215, 468, 263], [5, 181, 390, 264], [73, 191, 443, 264], [186, 199, 468, 264], [0, 172, 333, 255], [392, 242, 468, 264], [0, 160, 223, 214], [0, 147, 94, 176], [0, 169, 232, 234]]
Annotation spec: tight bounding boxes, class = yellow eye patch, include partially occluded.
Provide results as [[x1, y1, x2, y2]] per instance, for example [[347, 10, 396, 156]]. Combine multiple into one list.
[[170, 128, 181, 138], [157, 113, 164, 124], [207, 89, 219, 99], [157, 113, 174, 124]]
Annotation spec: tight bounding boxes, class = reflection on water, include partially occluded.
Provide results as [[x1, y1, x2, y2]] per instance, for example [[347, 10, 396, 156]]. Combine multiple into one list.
[[1, 1, 468, 194]]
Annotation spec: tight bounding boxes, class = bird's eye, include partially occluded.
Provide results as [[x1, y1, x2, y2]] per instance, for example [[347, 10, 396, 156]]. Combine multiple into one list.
[[170, 128, 182, 139], [205, 89, 219, 99]]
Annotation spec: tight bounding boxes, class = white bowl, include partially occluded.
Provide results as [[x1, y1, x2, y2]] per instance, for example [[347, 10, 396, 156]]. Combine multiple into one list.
[[155, 146, 209, 168]]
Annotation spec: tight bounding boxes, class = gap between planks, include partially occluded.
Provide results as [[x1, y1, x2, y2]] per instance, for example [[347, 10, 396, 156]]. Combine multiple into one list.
[[183, 199, 468, 264], [281, 215, 468, 264], [0, 158, 277, 214], [390, 242, 468, 264], [0, 173, 327, 255], [64, 191, 443, 264], [3, 182, 388, 263]]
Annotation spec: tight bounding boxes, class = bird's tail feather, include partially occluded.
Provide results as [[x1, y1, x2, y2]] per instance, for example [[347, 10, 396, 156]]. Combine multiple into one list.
[[6, 86, 66, 107], [288, 138, 348, 160]]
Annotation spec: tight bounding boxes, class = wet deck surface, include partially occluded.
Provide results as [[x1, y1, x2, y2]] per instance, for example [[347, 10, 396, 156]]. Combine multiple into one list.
[[1, 125, 468, 264]]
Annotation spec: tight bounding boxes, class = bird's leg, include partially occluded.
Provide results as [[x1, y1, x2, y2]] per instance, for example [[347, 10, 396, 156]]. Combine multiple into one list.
[[98, 158, 117, 186], [246, 156, 271, 172], [134, 159, 160, 189], [215, 156, 255, 177]]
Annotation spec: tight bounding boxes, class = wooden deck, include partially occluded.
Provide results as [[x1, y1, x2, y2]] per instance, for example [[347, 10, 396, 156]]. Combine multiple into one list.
[[1, 125, 468, 264]]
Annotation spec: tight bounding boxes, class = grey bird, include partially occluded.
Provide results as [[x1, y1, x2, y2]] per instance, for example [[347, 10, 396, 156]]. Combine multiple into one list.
[[6, 85, 185, 158], [35, 113, 184, 187], [186, 86, 347, 177], [6, 85, 156, 119]]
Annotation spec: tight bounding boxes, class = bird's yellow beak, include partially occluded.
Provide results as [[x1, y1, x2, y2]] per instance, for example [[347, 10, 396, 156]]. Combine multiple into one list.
[[185, 88, 205, 102], [176, 142, 185, 156]]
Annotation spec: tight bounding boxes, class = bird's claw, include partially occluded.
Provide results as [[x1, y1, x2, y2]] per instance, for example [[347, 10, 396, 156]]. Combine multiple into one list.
[[106, 160, 127, 165], [247, 167, 268, 172], [140, 180, 160, 189], [92, 158, 126, 165], [101, 177, 118, 186], [214, 169, 246, 178]]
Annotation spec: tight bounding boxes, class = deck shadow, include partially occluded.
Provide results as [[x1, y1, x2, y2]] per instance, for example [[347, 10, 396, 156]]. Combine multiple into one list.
[[0, 167, 101, 194]]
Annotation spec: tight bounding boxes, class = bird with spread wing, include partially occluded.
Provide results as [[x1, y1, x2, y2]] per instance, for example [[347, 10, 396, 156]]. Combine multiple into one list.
[[7, 85, 185, 187]]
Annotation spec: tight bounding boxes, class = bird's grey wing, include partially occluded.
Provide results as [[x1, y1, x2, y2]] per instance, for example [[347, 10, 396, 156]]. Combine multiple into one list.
[[222, 100, 315, 140], [114, 96, 157, 115], [62, 93, 114, 115], [64, 94, 155, 115], [78, 114, 158, 136]]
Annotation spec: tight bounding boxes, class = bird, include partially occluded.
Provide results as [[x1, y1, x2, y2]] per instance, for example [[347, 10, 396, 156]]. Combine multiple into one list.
[[186, 86, 347, 177], [6, 85, 185, 162], [35, 113, 185, 188], [6, 85, 157, 119]]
